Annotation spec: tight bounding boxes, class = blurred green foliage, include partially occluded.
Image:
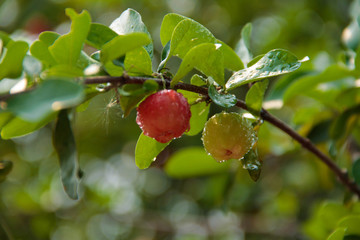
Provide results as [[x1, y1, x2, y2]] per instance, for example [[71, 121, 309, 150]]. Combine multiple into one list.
[[0, 0, 360, 239]]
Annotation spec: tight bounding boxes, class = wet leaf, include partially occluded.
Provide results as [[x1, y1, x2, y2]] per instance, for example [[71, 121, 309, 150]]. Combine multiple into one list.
[[110, 8, 153, 58], [242, 147, 261, 181], [208, 84, 237, 108], [226, 49, 305, 90]]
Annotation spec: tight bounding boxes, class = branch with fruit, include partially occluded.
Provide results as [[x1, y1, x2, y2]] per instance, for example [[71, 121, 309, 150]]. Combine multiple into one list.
[[0, 8, 359, 200]]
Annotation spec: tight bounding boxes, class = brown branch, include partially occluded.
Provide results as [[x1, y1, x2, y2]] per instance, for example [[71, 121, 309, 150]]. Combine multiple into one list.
[[3, 75, 360, 197]]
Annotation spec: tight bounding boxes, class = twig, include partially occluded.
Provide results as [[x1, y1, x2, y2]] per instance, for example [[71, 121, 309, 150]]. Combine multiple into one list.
[[3, 75, 360, 197]]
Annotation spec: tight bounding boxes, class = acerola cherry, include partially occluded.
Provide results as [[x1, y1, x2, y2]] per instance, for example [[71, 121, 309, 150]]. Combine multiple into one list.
[[202, 112, 256, 162], [136, 89, 191, 143]]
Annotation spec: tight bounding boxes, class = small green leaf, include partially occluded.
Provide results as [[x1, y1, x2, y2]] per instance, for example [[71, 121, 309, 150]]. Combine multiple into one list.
[[165, 147, 230, 178], [100, 32, 151, 63], [5, 79, 84, 122], [327, 228, 347, 240], [245, 79, 269, 116], [49, 9, 91, 67], [86, 23, 118, 49], [110, 8, 153, 58], [242, 147, 261, 181], [53, 110, 81, 199], [1, 114, 56, 139], [39, 31, 60, 45], [235, 23, 253, 67], [158, 40, 171, 71], [135, 133, 170, 169], [124, 47, 152, 76], [0, 40, 29, 80], [30, 31, 61, 68], [190, 74, 206, 86], [353, 159, 360, 186], [217, 40, 244, 71], [208, 84, 237, 108], [226, 49, 305, 90], [172, 43, 224, 87], [0, 160, 13, 183], [160, 13, 187, 46]]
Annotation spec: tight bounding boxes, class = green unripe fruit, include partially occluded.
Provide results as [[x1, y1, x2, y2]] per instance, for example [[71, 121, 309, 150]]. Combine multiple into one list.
[[202, 112, 257, 162]]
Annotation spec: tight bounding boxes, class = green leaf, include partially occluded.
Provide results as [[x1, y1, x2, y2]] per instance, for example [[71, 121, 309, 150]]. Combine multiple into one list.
[[30, 31, 60, 67], [135, 133, 170, 169], [109, 8, 153, 58], [330, 105, 360, 140], [338, 216, 360, 235], [100, 32, 151, 63], [208, 84, 237, 108], [5, 79, 84, 122], [0, 40, 29, 80], [327, 228, 347, 240], [124, 47, 152, 76], [245, 79, 269, 116], [160, 13, 187, 46], [43, 64, 84, 78], [0, 112, 13, 130], [53, 110, 81, 199], [235, 23, 253, 67], [217, 40, 244, 71], [190, 74, 206, 86], [164, 147, 230, 178], [49, 9, 91, 66], [158, 40, 171, 71], [172, 43, 224, 87], [283, 65, 357, 102], [0, 31, 12, 46], [0, 160, 13, 183], [226, 49, 305, 90], [86, 23, 117, 49], [1, 114, 56, 139], [178, 90, 210, 136], [242, 147, 261, 181], [170, 19, 216, 60], [353, 159, 360, 186]]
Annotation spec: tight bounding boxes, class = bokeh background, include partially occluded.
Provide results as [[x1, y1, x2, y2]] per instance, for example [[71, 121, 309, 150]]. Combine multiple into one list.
[[0, 0, 359, 239]]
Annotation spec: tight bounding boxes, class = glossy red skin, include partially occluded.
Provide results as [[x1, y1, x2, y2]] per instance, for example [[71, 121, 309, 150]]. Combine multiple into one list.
[[136, 90, 191, 143]]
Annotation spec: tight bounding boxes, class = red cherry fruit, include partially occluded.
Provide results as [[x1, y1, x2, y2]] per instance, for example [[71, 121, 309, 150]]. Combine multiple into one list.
[[136, 90, 191, 143]]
